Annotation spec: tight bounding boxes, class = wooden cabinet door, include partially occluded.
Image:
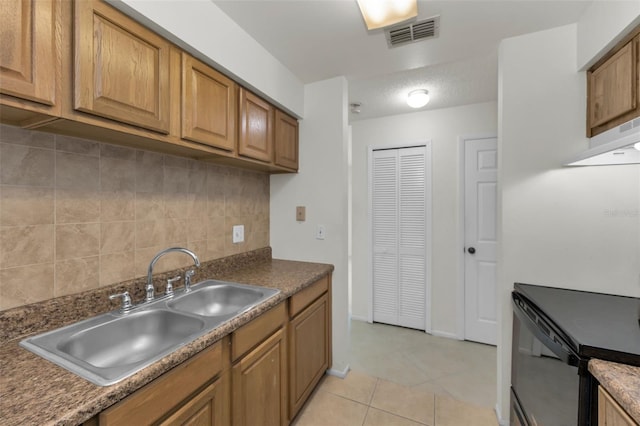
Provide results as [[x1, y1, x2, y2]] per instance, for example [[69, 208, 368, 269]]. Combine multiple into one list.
[[588, 38, 637, 133], [288, 293, 329, 419], [274, 109, 298, 171], [238, 88, 273, 162], [159, 374, 230, 426], [0, 0, 56, 105], [232, 328, 287, 426], [74, 0, 171, 134], [182, 53, 237, 151], [598, 386, 638, 426]]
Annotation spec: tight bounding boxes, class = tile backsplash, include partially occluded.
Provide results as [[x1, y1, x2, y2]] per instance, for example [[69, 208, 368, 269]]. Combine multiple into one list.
[[0, 124, 270, 310]]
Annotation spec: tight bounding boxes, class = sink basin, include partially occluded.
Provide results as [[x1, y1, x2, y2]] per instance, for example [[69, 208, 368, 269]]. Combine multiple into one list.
[[21, 309, 206, 386], [20, 280, 280, 386], [58, 310, 205, 369], [168, 281, 279, 318]]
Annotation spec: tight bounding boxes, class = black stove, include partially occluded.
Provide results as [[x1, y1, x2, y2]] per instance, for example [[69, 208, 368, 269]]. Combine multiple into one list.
[[511, 283, 640, 426]]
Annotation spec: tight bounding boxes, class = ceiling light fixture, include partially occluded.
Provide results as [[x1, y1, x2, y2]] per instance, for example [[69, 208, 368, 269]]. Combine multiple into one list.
[[356, 0, 418, 30], [634, 142, 640, 151], [407, 89, 429, 108]]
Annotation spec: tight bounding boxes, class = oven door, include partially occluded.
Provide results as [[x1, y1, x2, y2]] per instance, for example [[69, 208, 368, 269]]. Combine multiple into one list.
[[511, 293, 582, 426]]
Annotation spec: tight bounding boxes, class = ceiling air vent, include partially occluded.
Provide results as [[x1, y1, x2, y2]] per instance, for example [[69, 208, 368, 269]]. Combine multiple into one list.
[[386, 16, 440, 48]]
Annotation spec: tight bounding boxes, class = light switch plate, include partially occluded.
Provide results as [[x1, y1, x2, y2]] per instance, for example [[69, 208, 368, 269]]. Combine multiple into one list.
[[232, 225, 244, 243], [296, 206, 306, 221], [316, 225, 326, 240]]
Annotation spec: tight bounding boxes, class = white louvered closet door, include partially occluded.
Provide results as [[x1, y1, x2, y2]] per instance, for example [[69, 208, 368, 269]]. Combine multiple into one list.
[[371, 146, 428, 330]]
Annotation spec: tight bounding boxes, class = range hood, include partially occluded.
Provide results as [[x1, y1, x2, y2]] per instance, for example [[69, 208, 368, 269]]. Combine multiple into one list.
[[566, 117, 640, 166]]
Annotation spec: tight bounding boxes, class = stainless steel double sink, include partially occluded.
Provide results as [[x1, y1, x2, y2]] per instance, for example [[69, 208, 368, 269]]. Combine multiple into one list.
[[20, 280, 280, 386]]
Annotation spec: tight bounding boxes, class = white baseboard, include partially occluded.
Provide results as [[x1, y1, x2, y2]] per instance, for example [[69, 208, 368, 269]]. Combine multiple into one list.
[[327, 364, 350, 379], [350, 315, 368, 322], [495, 404, 508, 426], [430, 329, 463, 340]]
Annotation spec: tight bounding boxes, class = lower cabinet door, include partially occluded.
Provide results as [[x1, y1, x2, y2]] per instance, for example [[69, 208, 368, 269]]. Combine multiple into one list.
[[158, 373, 229, 426], [232, 328, 287, 426], [288, 294, 329, 419]]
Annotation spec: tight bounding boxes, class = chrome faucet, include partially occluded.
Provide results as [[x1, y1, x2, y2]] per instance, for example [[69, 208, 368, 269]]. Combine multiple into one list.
[[146, 247, 201, 302]]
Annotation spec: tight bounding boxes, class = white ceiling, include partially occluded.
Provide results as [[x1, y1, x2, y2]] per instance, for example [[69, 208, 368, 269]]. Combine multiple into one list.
[[213, 0, 592, 121]]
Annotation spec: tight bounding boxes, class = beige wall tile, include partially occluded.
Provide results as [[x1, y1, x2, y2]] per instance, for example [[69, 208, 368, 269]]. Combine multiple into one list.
[[55, 257, 99, 297], [164, 166, 189, 194], [101, 221, 135, 254], [164, 154, 188, 168], [0, 144, 55, 187], [101, 191, 135, 222], [101, 144, 136, 160], [0, 225, 54, 268], [0, 264, 54, 309], [136, 220, 165, 249], [100, 252, 136, 287], [187, 165, 207, 194], [165, 193, 190, 219], [0, 125, 54, 149], [136, 151, 164, 193], [164, 218, 187, 245], [135, 245, 165, 278], [56, 224, 100, 261], [187, 217, 208, 242], [0, 186, 54, 226], [56, 189, 100, 224], [55, 152, 100, 190], [55, 135, 99, 156], [0, 125, 270, 311], [101, 157, 136, 192]]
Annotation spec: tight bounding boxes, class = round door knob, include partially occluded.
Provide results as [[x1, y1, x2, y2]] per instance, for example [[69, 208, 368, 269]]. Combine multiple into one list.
[[468, 247, 476, 254]]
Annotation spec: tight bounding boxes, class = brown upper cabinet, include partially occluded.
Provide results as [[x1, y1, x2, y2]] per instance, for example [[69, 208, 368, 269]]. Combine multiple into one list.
[[274, 109, 299, 171], [0, 0, 299, 173], [238, 88, 274, 162], [587, 28, 640, 137], [74, 0, 172, 134], [0, 0, 56, 106], [182, 53, 238, 152], [0, 0, 61, 126]]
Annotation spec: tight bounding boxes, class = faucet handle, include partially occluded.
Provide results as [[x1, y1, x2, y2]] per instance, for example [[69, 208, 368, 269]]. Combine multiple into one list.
[[109, 291, 133, 313], [166, 275, 181, 296], [184, 269, 196, 292]]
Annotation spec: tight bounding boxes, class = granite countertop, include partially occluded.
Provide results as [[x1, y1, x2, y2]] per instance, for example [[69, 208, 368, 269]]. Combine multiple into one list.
[[589, 358, 640, 423], [0, 249, 333, 426]]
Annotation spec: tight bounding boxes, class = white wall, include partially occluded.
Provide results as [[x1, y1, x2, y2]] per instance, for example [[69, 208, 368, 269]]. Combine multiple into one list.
[[350, 102, 498, 336], [111, 0, 304, 117], [577, 1, 640, 70], [270, 77, 351, 375], [497, 23, 640, 423]]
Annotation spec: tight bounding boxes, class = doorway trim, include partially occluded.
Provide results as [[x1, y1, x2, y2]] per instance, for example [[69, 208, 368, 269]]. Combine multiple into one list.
[[366, 142, 433, 334], [457, 134, 498, 341]]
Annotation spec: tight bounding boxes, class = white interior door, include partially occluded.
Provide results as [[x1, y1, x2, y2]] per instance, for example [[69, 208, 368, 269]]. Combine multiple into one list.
[[371, 146, 430, 331], [464, 137, 497, 345]]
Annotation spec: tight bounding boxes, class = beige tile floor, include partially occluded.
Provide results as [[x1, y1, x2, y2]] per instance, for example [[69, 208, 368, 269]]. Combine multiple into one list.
[[293, 320, 498, 426]]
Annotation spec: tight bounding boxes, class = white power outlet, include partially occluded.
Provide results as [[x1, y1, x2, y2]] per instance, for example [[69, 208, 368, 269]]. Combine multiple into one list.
[[232, 225, 244, 243], [316, 225, 326, 240]]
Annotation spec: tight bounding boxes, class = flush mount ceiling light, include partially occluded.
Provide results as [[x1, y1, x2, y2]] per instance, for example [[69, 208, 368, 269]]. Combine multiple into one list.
[[356, 0, 418, 30], [634, 142, 640, 151], [407, 89, 429, 108]]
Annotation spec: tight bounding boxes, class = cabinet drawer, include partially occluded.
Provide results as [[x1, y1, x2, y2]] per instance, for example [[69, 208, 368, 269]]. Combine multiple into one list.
[[99, 340, 224, 426], [232, 302, 286, 362], [289, 276, 329, 318]]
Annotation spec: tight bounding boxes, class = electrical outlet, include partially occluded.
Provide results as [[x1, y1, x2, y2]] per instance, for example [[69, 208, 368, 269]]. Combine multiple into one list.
[[232, 225, 244, 243], [316, 225, 326, 240]]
